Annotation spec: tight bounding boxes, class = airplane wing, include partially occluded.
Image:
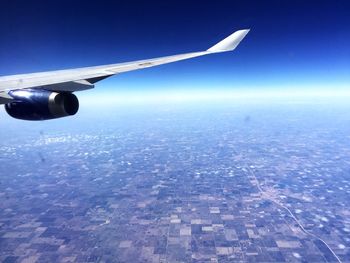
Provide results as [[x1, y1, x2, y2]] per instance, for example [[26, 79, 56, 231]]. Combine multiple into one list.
[[0, 29, 249, 103]]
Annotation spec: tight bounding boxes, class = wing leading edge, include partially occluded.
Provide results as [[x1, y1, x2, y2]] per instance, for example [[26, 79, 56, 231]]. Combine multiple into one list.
[[0, 29, 250, 101]]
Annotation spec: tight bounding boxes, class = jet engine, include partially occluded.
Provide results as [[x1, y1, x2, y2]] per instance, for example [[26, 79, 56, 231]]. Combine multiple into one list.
[[5, 89, 79, 120]]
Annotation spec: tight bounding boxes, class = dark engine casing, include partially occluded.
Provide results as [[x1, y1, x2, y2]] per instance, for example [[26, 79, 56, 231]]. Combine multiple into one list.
[[5, 89, 79, 120]]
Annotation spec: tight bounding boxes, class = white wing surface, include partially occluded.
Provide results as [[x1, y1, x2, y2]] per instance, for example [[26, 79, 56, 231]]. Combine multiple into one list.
[[0, 29, 249, 102]]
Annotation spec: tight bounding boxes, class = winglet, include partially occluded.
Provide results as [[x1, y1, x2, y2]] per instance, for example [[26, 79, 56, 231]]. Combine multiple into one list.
[[207, 29, 250, 53]]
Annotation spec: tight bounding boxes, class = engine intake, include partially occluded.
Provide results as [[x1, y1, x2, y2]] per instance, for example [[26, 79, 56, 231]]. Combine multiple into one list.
[[5, 89, 79, 120]]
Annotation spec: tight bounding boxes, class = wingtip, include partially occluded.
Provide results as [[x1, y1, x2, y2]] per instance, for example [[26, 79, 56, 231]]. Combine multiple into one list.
[[207, 28, 250, 53]]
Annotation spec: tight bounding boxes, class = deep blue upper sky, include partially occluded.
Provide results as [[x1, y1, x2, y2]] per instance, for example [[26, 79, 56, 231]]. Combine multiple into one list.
[[0, 0, 349, 95]]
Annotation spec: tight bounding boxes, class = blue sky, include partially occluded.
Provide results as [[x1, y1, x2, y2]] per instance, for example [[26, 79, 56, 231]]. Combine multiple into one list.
[[0, 0, 349, 101]]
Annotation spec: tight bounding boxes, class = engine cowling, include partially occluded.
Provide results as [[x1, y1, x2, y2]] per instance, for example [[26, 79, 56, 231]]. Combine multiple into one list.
[[5, 89, 79, 120]]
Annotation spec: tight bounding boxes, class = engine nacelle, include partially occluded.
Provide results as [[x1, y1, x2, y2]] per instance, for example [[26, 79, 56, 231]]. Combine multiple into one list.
[[5, 89, 79, 120]]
